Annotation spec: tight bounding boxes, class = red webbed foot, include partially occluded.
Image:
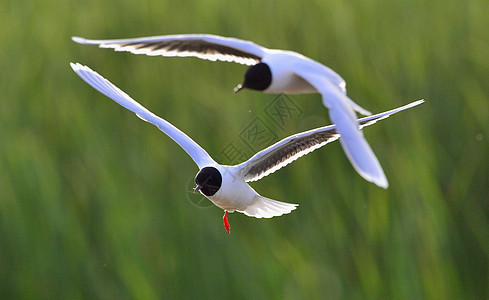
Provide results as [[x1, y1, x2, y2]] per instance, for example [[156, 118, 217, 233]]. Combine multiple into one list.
[[223, 211, 231, 234]]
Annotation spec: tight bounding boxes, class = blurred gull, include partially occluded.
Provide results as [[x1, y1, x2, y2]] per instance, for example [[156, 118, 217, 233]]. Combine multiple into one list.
[[71, 62, 424, 233], [74, 34, 395, 188]]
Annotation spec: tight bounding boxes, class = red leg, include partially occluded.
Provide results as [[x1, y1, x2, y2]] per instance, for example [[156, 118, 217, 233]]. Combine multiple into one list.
[[223, 211, 231, 234]]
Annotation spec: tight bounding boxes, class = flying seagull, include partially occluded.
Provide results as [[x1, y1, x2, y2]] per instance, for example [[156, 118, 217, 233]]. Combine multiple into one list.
[[70, 62, 424, 233], [74, 34, 393, 188]]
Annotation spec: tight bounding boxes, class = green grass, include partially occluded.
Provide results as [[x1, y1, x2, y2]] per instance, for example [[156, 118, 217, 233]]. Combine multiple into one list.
[[1, 0, 488, 298]]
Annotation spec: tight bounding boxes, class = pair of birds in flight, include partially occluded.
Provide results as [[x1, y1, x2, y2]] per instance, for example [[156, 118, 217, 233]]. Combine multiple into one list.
[[71, 34, 423, 233]]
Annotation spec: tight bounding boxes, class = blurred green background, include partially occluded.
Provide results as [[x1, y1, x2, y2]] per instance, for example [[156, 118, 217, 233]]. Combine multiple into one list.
[[1, 0, 488, 298]]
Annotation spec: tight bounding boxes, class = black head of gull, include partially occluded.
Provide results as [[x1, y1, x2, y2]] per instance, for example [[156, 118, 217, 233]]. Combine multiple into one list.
[[234, 62, 272, 93], [194, 167, 222, 196]]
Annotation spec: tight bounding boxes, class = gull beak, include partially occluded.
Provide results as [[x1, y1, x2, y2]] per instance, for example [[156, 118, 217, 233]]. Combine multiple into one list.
[[233, 84, 244, 94], [194, 185, 203, 193]]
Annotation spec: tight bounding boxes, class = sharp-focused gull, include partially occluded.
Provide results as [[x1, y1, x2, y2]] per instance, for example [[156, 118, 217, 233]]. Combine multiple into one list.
[[71, 62, 424, 233]]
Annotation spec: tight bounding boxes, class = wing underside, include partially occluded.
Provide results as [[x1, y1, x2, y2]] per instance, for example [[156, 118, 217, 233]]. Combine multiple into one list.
[[72, 34, 265, 65], [70, 63, 216, 169]]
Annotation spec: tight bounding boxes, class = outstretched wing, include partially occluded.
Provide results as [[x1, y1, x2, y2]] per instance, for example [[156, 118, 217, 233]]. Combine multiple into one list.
[[70, 63, 216, 169], [292, 67, 389, 188], [72, 34, 268, 66], [235, 100, 424, 183]]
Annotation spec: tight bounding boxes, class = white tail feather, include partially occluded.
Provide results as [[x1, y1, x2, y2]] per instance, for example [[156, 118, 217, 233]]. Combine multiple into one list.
[[238, 196, 298, 218]]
